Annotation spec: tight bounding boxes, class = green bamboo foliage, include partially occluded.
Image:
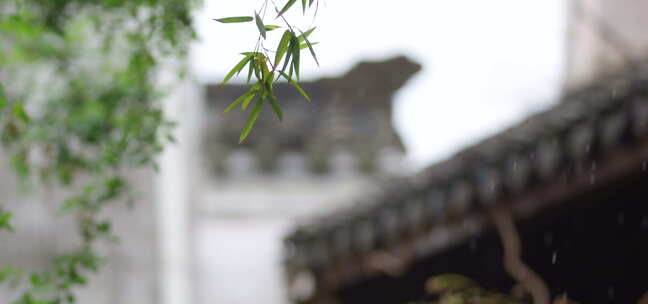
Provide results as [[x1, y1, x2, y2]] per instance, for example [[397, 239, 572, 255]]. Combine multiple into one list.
[[214, 0, 319, 142]]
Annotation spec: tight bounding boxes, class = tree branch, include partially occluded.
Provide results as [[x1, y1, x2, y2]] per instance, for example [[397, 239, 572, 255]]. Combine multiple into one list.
[[489, 206, 551, 304]]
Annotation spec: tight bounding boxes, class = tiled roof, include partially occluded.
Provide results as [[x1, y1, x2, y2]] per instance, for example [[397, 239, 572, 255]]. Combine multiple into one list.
[[283, 58, 648, 299], [202, 56, 421, 175]]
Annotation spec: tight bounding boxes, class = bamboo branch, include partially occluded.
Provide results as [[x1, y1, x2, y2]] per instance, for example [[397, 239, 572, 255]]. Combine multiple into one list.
[[489, 206, 551, 304]]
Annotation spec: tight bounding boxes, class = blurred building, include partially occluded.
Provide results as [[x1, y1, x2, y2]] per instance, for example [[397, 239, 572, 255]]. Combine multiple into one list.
[[283, 2, 648, 304], [283, 62, 648, 303], [191, 56, 421, 304], [0, 55, 420, 304]]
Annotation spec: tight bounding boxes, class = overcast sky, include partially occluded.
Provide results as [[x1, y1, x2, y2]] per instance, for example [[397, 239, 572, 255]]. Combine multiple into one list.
[[190, 0, 567, 168]]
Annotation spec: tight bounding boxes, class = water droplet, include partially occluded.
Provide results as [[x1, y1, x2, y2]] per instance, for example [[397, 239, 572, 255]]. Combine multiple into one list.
[[513, 161, 518, 172], [608, 286, 615, 300], [617, 212, 625, 225], [551, 252, 558, 264], [585, 144, 591, 153], [589, 174, 596, 184], [591, 161, 597, 171]]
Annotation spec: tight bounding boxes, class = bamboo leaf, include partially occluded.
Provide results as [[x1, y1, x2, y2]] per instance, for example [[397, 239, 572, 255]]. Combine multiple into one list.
[[223, 96, 245, 114], [268, 94, 283, 121], [214, 16, 253, 23], [240, 93, 258, 111], [222, 55, 252, 85], [279, 71, 311, 102], [291, 35, 301, 80], [278, 0, 297, 17], [239, 100, 264, 143], [280, 33, 294, 75], [291, 81, 310, 102], [255, 12, 266, 39], [224, 90, 257, 113], [275, 30, 292, 67], [300, 30, 319, 66], [299, 42, 318, 49], [242, 83, 262, 110], [246, 60, 254, 84], [297, 27, 316, 42], [264, 25, 281, 31], [253, 57, 262, 80], [302, 0, 307, 14], [256, 54, 271, 80]]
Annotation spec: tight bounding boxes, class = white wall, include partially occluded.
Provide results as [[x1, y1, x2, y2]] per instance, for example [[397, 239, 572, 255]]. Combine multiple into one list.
[[565, 0, 648, 88], [0, 150, 159, 304]]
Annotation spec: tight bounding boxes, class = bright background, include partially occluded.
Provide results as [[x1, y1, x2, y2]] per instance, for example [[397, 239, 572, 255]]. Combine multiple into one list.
[[190, 0, 567, 168]]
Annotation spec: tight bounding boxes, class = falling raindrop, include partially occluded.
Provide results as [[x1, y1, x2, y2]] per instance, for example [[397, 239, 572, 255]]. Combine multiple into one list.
[[591, 161, 597, 171], [551, 252, 558, 265], [513, 161, 518, 172], [585, 144, 591, 153], [617, 212, 625, 225], [643, 161, 647, 171], [589, 173, 596, 184], [608, 286, 615, 300], [641, 216, 648, 230]]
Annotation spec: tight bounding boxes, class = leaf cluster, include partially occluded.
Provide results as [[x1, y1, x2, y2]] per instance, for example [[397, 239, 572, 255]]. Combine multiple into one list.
[[0, 0, 318, 302], [214, 0, 319, 142], [0, 0, 196, 303]]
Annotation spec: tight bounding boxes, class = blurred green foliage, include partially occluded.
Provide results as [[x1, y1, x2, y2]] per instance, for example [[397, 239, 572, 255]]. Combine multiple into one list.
[[0, 0, 197, 302], [409, 273, 581, 304], [0, 0, 319, 302]]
